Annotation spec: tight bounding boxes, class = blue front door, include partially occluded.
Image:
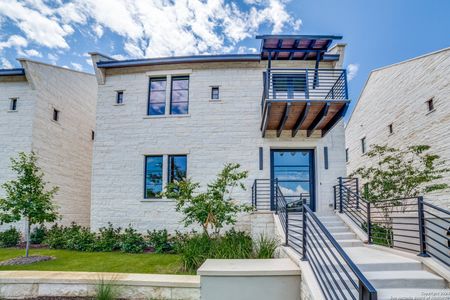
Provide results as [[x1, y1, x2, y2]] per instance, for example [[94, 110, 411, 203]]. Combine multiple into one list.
[[271, 149, 315, 211]]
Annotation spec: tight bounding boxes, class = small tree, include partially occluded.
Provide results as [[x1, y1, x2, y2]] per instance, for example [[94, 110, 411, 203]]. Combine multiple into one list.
[[0, 152, 59, 257], [162, 163, 251, 236], [351, 144, 449, 201]]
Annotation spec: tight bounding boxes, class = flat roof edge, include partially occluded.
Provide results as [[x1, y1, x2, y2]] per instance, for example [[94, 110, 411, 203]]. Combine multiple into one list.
[[256, 34, 343, 40], [0, 68, 25, 76]]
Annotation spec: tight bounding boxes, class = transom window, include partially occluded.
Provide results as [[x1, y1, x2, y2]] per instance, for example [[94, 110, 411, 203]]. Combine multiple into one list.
[[170, 76, 189, 114], [144, 156, 163, 198], [148, 78, 167, 115], [168, 155, 187, 183]]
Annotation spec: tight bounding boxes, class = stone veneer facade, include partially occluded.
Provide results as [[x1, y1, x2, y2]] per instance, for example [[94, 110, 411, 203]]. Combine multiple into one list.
[[346, 47, 450, 207], [0, 59, 97, 228], [90, 47, 347, 232]]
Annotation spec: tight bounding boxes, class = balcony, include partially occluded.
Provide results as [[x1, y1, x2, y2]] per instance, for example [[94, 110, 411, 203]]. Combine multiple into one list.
[[260, 68, 350, 137]]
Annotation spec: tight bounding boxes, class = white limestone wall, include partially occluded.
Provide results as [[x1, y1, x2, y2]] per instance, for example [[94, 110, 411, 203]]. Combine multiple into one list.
[[0, 76, 35, 231], [91, 60, 346, 232], [346, 48, 450, 208], [21, 60, 97, 226]]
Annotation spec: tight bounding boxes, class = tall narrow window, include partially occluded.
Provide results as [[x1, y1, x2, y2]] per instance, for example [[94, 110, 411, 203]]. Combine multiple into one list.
[[91, 130, 95, 141], [148, 78, 166, 115], [168, 155, 187, 183], [10, 98, 17, 111], [345, 148, 349, 163], [53, 109, 59, 122], [388, 123, 393, 134], [361, 137, 366, 154], [116, 91, 124, 104], [144, 156, 163, 198], [427, 98, 434, 112], [170, 76, 189, 114], [211, 87, 220, 100]]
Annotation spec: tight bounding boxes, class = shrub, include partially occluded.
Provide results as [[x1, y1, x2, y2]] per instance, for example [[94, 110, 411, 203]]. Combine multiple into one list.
[[0, 227, 21, 247], [120, 225, 146, 253], [147, 229, 172, 253], [254, 235, 278, 259], [96, 223, 122, 252], [213, 229, 252, 259], [30, 224, 47, 244], [65, 226, 97, 251], [44, 224, 66, 249], [179, 233, 212, 272]]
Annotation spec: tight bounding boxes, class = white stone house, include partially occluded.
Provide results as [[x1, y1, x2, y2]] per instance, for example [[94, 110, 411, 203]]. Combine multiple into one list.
[[0, 59, 97, 228], [89, 35, 350, 232], [345, 47, 450, 207]]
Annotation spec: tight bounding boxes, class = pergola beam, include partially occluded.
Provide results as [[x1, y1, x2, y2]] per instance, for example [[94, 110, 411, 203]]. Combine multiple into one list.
[[261, 102, 272, 138], [292, 102, 310, 137], [307, 103, 329, 137], [288, 39, 300, 60], [277, 103, 291, 137]]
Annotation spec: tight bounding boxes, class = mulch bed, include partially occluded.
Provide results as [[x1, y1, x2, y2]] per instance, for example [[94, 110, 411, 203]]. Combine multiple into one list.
[[0, 255, 54, 266]]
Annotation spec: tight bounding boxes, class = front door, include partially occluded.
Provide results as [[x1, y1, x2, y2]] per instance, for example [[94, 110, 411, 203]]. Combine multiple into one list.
[[271, 149, 315, 211]]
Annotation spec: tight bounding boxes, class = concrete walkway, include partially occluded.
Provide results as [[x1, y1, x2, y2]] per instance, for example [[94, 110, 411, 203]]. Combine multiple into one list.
[[319, 215, 449, 300]]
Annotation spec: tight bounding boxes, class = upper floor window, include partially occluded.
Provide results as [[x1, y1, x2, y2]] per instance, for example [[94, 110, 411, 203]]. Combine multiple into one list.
[[53, 108, 60, 122], [426, 98, 434, 112], [148, 78, 166, 115], [345, 148, 349, 163], [9, 98, 17, 111], [272, 74, 306, 99], [116, 91, 124, 104], [168, 155, 187, 183], [144, 156, 163, 198], [170, 76, 189, 114], [388, 123, 393, 134], [361, 137, 366, 154], [211, 87, 220, 100]]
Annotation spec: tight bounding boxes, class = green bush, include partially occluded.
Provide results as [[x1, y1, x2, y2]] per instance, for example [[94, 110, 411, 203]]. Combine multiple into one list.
[[213, 229, 253, 259], [120, 226, 146, 253], [179, 233, 212, 272], [96, 223, 122, 252], [65, 226, 97, 251], [147, 229, 172, 253], [44, 224, 66, 249], [0, 227, 21, 247], [30, 224, 47, 244], [254, 235, 278, 259]]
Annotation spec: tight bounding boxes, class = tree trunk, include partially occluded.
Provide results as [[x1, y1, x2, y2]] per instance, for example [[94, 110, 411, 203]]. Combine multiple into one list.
[[25, 218, 31, 258]]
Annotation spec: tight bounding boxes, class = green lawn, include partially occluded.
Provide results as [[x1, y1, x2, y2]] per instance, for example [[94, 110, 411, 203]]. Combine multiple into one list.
[[0, 248, 187, 274]]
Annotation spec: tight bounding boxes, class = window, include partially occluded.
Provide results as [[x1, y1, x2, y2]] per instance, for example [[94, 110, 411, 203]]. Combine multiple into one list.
[[388, 123, 393, 134], [116, 91, 124, 104], [427, 98, 434, 112], [361, 137, 366, 154], [53, 109, 59, 122], [345, 148, 349, 163], [211, 87, 220, 100], [170, 76, 189, 114], [272, 73, 306, 99], [168, 155, 187, 183], [148, 78, 167, 115], [10, 98, 17, 111], [144, 156, 163, 198], [91, 130, 95, 141]]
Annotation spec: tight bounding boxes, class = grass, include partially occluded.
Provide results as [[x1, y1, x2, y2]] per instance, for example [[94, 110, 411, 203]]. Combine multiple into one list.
[[0, 248, 188, 274]]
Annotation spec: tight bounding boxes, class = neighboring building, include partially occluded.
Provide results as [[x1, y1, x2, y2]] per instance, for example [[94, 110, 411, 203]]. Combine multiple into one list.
[[90, 35, 350, 232], [0, 59, 97, 228], [346, 47, 450, 207]]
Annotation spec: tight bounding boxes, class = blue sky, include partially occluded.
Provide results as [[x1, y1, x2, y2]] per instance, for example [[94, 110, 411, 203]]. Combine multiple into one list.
[[1, 0, 449, 118]]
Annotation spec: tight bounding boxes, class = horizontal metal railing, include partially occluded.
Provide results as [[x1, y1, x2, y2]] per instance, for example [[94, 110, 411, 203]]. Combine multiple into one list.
[[252, 179, 272, 211], [262, 68, 348, 107], [336, 177, 450, 266]]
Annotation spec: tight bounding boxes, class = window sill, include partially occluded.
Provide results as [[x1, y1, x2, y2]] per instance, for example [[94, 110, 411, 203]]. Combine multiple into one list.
[[7, 110, 18, 113], [113, 103, 125, 106], [426, 109, 436, 116], [209, 99, 223, 103], [143, 114, 191, 119], [51, 119, 61, 125], [141, 198, 175, 203]]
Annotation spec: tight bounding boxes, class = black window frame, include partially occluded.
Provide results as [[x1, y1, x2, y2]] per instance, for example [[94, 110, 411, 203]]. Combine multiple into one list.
[[170, 76, 189, 115], [168, 155, 187, 184], [144, 155, 164, 199], [148, 77, 167, 116], [211, 86, 220, 100], [388, 123, 393, 134], [427, 98, 434, 112], [361, 137, 366, 154], [53, 108, 59, 122], [345, 148, 349, 163], [10, 98, 17, 111], [116, 91, 124, 104]]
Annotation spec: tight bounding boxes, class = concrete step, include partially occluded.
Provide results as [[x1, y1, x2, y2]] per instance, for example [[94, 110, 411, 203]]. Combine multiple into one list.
[[331, 232, 357, 240], [327, 226, 350, 233], [377, 288, 450, 300], [318, 215, 341, 222], [321, 220, 345, 227], [364, 270, 446, 289], [336, 239, 364, 247]]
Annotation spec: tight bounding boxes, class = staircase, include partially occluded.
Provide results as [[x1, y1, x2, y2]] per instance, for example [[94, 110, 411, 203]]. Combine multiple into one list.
[[317, 214, 448, 300]]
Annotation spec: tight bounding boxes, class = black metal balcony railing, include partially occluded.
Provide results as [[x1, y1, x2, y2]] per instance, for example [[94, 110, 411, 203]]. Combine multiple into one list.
[[335, 177, 450, 267]]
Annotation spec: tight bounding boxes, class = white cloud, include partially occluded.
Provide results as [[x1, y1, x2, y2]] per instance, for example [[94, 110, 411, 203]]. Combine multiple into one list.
[[0, 57, 13, 68], [24, 49, 42, 57], [70, 62, 83, 71], [47, 53, 58, 63], [347, 63, 359, 81], [0, 0, 301, 58], [0, 35, 28, 51]]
